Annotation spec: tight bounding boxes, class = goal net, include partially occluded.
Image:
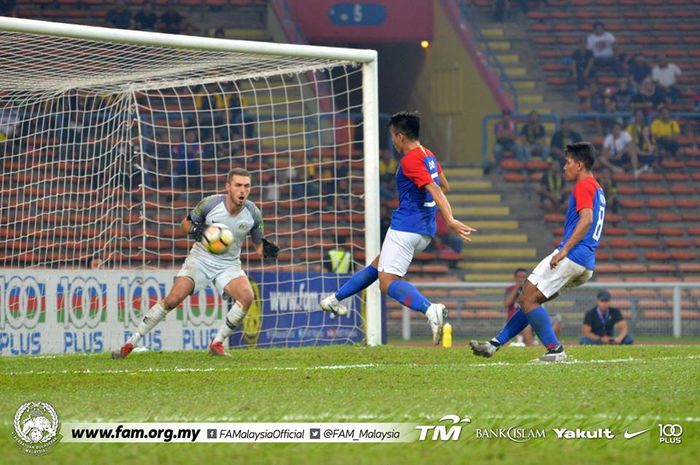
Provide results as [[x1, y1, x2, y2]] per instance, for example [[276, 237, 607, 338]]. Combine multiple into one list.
[[0, 17, 381, 355]]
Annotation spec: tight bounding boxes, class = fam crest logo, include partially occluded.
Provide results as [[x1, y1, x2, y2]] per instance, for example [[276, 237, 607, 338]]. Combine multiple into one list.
[[13, 401, 61, 455]]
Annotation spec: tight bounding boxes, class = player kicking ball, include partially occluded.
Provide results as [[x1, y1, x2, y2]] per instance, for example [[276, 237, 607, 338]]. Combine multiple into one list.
[[113, 168, 279, 359], [320, 111, 476, 344], [471, 142, 605, 362]]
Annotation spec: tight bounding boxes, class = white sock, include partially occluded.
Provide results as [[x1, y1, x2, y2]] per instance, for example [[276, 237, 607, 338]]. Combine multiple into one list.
[[128, 301, 169, 345], [214, 302, 246, 343]]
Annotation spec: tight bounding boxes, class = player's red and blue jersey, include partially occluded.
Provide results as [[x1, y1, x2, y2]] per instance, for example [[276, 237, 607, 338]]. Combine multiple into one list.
[[391, 145, 442, 236], [558, 176, 606, 269]]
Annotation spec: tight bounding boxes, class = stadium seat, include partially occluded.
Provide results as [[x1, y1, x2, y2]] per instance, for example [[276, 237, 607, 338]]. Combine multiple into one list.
[[632, 227, 659, 236], [655, 212, 682, 222], [647, 198, 673, 209], [658, 227, 685, 236], [642, 185, 667, 195], [670, 250, 696, 261], [613, 250, 639, 261], [665, 238, 691, 248], [645, 251, 672, 261], [619, 198, 644, 209], [626, 212, 652, 223], [633, 238, 659, 249]]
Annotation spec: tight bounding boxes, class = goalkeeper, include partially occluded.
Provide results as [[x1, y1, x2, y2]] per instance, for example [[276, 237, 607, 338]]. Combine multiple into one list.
[[321, 111, 476, 344], [113, 168, 279, 359]]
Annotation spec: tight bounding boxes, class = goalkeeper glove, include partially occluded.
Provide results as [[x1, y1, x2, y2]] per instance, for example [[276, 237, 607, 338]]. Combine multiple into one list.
[[189, 222, 206, 242], [262, 238, 280, 259]]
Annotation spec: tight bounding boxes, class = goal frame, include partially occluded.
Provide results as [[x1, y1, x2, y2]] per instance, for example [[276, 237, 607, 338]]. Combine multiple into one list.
[[0, 16, 382, 346]]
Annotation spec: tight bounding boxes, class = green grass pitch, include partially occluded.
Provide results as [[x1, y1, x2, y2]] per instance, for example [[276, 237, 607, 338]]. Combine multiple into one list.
[[1, 345, 698, 465]]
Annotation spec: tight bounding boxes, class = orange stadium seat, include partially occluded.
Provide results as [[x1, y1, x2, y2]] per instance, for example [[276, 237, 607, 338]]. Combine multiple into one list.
[[656, 211, 683, 223], [613, 250, 639, 261]]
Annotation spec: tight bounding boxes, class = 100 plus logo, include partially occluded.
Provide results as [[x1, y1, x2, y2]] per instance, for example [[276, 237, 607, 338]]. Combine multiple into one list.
[[0, 276, 46, 355], [57, 277, 107, 353], [658, 424, 683, 444]]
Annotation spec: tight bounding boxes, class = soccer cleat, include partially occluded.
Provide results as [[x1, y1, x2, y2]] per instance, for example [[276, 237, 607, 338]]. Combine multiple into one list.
[[539, 345, 567, 362], [320, 294, 349, 316], [426, 303, 447, 345], [209, 340, 230, 357], [469, 340, 499, 358], [111, 342, 134, 359]]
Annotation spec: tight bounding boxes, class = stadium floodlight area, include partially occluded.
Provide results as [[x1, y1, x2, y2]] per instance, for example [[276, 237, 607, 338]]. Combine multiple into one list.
[[0, 17, 381, 353]]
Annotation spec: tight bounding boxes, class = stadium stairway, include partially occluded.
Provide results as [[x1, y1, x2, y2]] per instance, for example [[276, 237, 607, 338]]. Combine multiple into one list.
[[442, 166, 546, 282], [462, 2, 578, 117]]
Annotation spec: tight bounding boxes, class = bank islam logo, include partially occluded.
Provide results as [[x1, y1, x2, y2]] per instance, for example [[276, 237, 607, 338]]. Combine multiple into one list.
[[12, 401, 60, 455], [475, 426, 547, 443], [658, 423, 683, 444]]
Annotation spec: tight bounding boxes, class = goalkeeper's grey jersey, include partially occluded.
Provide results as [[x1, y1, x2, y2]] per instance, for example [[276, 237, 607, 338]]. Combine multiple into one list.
[[187, 195, 264, 267]]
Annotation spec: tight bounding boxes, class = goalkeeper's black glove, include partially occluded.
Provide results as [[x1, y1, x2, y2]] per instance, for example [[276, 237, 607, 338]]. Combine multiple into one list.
[[262, 238, 280, 259], [189, 222, 206, 242]]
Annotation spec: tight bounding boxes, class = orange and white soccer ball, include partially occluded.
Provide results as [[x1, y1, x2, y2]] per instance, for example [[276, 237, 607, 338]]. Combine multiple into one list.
[[201, 223, 234, 254]]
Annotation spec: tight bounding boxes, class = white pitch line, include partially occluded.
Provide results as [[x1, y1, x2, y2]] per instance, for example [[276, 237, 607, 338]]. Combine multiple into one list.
[[3, 412, 697, 427], [2, 355, 699, 377]]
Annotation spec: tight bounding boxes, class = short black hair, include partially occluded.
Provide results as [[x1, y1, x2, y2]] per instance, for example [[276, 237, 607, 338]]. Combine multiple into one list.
[[389, 111, 420, 140], [566, 142, 596, 170], [514, 268, 528, 275]]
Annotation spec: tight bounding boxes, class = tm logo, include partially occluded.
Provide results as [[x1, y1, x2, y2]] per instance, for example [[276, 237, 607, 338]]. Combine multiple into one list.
[[416, 415, 471, 441]]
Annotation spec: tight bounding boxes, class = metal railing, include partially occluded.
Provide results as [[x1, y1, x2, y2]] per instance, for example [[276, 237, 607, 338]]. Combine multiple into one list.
[[458, 0, 518, 112], [394, 282, 700, 340]]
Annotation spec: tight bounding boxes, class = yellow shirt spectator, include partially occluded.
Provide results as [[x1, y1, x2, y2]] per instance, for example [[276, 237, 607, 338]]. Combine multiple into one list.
[[650, 117, 679, 139]]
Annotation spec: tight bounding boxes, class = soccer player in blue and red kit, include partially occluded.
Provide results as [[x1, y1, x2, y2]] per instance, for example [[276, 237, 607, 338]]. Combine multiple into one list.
[[471, 142, 605, 361], [321, 111, 476, 344]]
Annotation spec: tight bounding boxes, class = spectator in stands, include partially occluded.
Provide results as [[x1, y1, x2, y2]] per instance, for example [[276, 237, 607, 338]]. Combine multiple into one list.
[[580, 290, 633, 345], [631, 77, 666, 117], [503, 268, 533, 346], [106, 0, 133, 30], [611, 78, 634, 113], [160, 1, 183, 34], [652, 54, 682, 104], [585, 82, 613, 114], [597, 168, 618, 213], [627, 52, 652, 89], [172, 130, 202, 188], [627, 108, 657, 171], [538, 159, 566, 213], [492, 0, 509, 22], [214, 27, 226, 39], [519, 110, 547, 159], [599, 120, 641, 175], [550, 118, 582, 166], [571, 37, 594, 91], [492, 109, 525, 171], [502, 267, 562, 347], [431, 212, 464, 258], [134, 1, 158, 32], [651, 106, 681, 159], [379, 149, 398, 183], [587, 21, 622, 77], [0, 0, 16, 17]]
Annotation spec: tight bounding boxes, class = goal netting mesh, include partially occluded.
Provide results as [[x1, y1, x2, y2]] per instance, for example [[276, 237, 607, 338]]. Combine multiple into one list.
[[0, 21, 375, 350]]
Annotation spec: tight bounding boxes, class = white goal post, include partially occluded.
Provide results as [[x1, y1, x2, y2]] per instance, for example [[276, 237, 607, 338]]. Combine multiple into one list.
[[0, 16, 382, 351]]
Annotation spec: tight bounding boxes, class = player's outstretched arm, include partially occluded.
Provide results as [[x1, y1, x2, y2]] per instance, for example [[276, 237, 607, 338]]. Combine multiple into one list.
[[550, 208, 593, 268], [425, 182, 476, 242], [438, 171, 450, 194]]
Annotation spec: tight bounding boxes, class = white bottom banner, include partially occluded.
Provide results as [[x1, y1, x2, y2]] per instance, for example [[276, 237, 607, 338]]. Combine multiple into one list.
[[62, 422, 419, 443]]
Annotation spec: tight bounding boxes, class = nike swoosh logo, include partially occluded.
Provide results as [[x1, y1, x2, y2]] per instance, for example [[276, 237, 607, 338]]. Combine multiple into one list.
[[624, 428, 650, 439]]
